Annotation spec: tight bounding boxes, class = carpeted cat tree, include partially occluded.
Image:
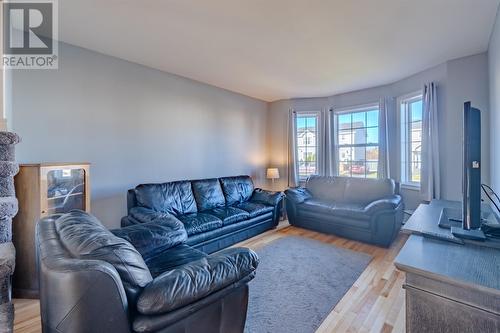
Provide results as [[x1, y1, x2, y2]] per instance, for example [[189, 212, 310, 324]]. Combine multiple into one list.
[[0, 132, 20, 333]]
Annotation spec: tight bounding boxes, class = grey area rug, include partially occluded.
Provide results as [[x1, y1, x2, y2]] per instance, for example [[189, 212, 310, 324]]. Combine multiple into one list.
[[244, 236, 372, 333]]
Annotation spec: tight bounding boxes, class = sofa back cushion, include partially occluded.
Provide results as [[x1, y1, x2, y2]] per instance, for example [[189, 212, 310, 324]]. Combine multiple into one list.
[[134, 181, 197, 216], [219, 176, 254, 205], [343, 177, 396, 205], [192, 178, 226, 211], [306, 176, 346, 202], [55, 210, 153, 302]]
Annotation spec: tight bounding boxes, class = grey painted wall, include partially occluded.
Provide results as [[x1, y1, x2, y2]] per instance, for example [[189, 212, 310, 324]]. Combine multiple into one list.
[[490, 8, 500, 202], [268, 53, 489, 209], [6, 42, 269, 228]]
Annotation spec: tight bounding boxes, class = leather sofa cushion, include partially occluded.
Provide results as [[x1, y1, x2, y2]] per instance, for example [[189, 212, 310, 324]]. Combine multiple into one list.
[[205, 206, 249, 226], [300, 200, 370, 220], [55, 210, 153, 302], [343, 178, 396, 205], [219, 176, 254, 205], [306, 176, 347, 202], [236, 201, 274, 218], [136, 248, 259, 315], [145, 244, 207, 278], [177, 213, 223, 236], [111, 211, 187, 259], [186, 212, 273, 247], [299, 199, 335, 215], [250, 189, 283, 206], [135, 181, 197, 216], [192, 178, 226, 211], [285, 187, 313, 204], [364, 195, 402, 214]]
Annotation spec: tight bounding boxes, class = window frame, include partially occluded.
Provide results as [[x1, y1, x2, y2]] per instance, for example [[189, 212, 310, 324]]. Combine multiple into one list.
[[334, 102, 380, 179], [295, 110, 322, 182], [398, 91, 423, 190]]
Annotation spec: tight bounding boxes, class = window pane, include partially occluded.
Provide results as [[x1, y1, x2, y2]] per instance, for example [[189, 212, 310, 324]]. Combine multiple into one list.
[[339, 161, 351, 177], [352, 127, 367, 145], [306, 117, 317, 130], [366, 110, 379, 127], [410, 122, 422, 142], [335, 107, 380, 179], [297, 117, 306, 129], [352, 112, 366, 128], [366, 127, 379, 144], [296, 114, 319, 179], [351, 161, 366, 177], [366, 162, 378, 178], [410, 100, 423, 122], [353, 147, 366, 163], [338, 129, 352, 145], [338, 114, 351, 130], [366, 146, 379, 162], [339, 147, 352, 162], [411, 162, 421, 183]]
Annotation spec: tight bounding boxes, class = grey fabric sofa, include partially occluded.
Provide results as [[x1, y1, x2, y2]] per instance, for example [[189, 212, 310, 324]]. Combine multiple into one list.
[[285, 176, 404, 247]]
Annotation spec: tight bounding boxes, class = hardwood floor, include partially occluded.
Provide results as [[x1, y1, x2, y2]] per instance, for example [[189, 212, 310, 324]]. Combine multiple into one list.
[[13, 223, 408, 333]]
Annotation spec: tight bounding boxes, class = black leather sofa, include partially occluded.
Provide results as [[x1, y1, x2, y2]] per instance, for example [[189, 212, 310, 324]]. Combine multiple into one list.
[[36, 210, 258, 333], [122, 175, 283, 253], [285, 176, 404, 247]]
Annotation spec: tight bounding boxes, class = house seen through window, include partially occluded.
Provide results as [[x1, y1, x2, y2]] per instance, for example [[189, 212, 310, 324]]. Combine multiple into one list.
[[400, 94, 423, 187], [296, 113, 319, 180], [336, 105, 380, 178]]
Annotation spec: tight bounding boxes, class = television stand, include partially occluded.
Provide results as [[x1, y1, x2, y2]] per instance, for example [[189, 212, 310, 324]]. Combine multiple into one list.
[[451, 226, 486, 241], [395, 200, 500, 332]]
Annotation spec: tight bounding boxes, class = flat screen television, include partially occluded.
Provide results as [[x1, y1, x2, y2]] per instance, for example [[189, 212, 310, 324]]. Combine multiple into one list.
[[451, 102, 486, 241]]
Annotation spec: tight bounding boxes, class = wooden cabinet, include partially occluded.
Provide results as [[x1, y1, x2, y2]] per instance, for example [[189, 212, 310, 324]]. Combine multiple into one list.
[[12, 163, 90, 298]]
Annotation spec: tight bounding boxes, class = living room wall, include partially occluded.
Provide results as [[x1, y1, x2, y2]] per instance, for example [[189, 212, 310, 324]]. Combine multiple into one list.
[[268, 53, 490, 209], [5, 42, 269, 228], [489, 7, 500, 203]]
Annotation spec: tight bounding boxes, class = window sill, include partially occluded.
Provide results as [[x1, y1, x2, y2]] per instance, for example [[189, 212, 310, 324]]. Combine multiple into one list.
[[401, 183, 421, 191]]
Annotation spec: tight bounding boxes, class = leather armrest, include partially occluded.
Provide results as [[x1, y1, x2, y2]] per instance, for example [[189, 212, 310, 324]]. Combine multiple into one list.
[[112, 209, 187, 258], [284, 187, 312, 204], [364, 195, 402, 215], [250, 188, 284, 206], [136, 247, 259, 315]]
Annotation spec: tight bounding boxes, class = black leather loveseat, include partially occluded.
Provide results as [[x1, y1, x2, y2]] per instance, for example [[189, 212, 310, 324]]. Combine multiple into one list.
[[122, 175, 283, 253], [285, 176, 404, 247], [37, 210, 259, 333]]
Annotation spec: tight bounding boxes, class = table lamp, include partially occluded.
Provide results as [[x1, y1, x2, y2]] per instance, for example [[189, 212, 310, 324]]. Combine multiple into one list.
[[266, 168, 280, 184]]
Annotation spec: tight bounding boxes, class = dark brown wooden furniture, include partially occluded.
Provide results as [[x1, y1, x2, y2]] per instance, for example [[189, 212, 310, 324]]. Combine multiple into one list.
[[12, 163, 90, 298]]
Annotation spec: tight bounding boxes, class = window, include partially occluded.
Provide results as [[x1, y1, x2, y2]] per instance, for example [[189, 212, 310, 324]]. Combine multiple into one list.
[[400, 93, 423, 187], [296, 112, 320, 180], [335, 104, 379, 178]]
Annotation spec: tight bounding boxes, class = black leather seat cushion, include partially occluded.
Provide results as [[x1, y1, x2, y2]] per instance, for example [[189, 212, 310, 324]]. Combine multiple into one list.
[[300, 200, 369, 220], [135, 181, 197, 216], [177, 213, 223, 236], [236, 201, 274, 218], [219, 176, 254, 205], [136, 248, 259, 315], [205, 206, 250, 226], [191, 178, 226, 211], [145, 244, 207, 278], [299, 199, 335, 215], [343, 177, 396, 205], [111, 215, 187, 259], [55, 210, 153, 301]]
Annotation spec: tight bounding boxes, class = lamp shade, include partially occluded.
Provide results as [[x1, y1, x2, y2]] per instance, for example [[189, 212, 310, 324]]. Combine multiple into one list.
[[266, 168, 280, 179]]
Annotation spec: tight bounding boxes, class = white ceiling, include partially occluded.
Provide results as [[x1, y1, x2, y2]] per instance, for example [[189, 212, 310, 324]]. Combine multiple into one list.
[[59, 0, 500, 102]]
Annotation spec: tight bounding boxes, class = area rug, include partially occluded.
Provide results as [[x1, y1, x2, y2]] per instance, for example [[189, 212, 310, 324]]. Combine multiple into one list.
[[244, 236, 372, 333]]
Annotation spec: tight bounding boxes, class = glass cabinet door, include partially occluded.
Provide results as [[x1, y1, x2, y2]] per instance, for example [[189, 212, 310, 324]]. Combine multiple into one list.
[[46, 168, 86, 214]]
